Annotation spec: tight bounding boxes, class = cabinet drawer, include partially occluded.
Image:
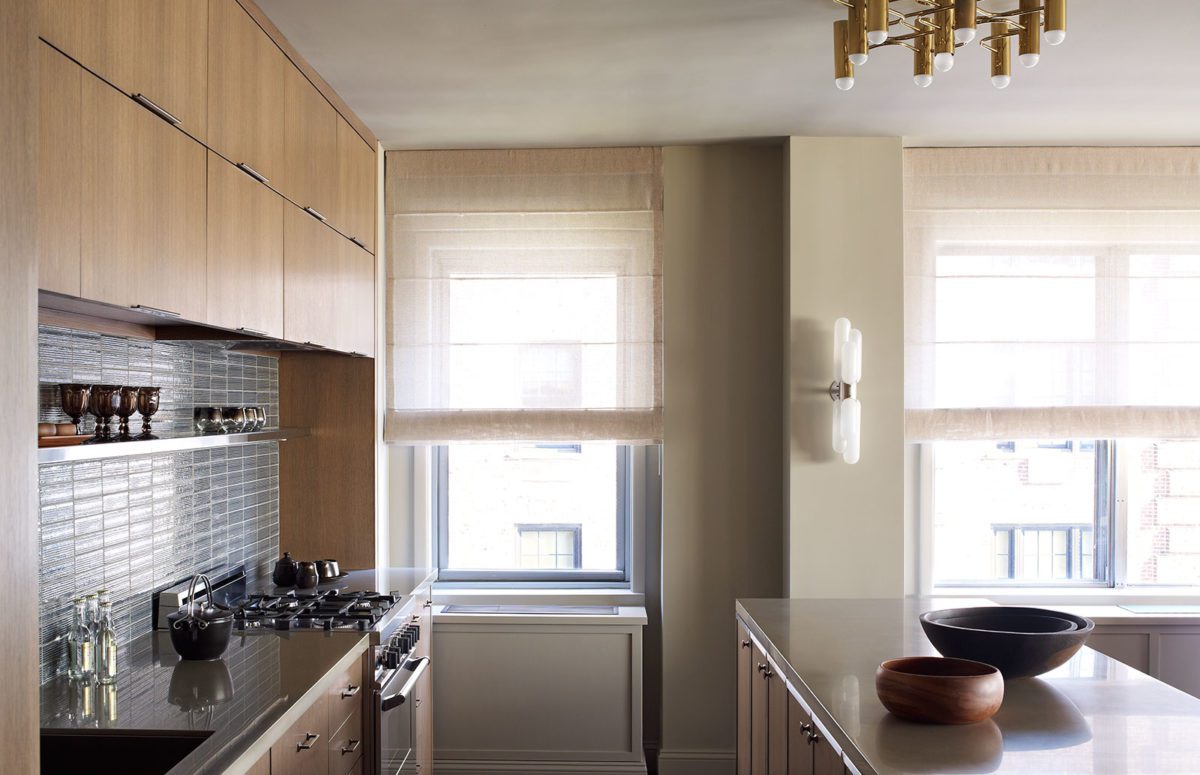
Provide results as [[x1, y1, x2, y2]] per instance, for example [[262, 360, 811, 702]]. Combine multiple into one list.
[[327, 660, 365, 732], [328, 701, 364, 775], [270, 691, 329, 775]]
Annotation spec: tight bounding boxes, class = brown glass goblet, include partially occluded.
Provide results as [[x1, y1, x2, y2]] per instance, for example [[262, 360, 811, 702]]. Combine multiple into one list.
[[136, 387, 161, 440], [115, 386, 139, 441], [84, 385, 125, 444], [59, 384, 91, 436]]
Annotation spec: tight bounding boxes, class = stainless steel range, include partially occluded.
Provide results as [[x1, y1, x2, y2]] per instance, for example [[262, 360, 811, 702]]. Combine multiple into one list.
[[154, 565, 430, 775]]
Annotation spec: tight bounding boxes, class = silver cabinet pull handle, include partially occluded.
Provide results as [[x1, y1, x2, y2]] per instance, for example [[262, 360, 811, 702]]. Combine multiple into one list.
[[808, 731, 821, 745], [741, 639, 751, 648], [341, 739, 361, 755], [236, 327, 267, 336], [130, 304, 181, 318], [756, 663, 766, 673], [763, 667, 774, 678], [349, 236, 367, 249], [132, 93, 181, 125], [296, 732, 320, 751], [303, 206, 327, 222], [341, 684, 360, 698], [235, 162, 269, 184]]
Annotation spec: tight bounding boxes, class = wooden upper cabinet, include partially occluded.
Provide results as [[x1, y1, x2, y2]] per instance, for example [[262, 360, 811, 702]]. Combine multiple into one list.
[[207, 0, 285, 186], [334, 116, 376, 252], [284, 203, 340, 349], [336, 240, 375, 357], [40, 0, 208, 142], [38, 43, 82, 297], [207, 152, 284, 338], [80, 73, 207, 321], [282, 63, 337, 220]]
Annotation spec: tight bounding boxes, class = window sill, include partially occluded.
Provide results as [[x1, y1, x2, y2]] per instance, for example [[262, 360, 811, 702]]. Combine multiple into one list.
[[432, 585, 645, 607], [930, 585, 1200, 607]]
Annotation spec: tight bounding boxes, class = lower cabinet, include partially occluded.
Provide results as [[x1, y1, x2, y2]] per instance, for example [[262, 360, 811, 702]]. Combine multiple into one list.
[[270, 691, 329, 775], [256, 652, 369, 775], [738, 619, 845, 775]]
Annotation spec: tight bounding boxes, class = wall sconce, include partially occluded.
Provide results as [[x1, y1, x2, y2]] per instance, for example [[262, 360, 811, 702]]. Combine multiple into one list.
[[829, 317, 862, 464]]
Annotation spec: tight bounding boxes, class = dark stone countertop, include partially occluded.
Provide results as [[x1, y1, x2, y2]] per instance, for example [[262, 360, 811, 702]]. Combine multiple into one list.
[[41, 629, 367, 774], [738, 597, 1200, 775]]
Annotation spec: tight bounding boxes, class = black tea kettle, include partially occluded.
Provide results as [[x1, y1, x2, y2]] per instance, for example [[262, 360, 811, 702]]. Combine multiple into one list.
[[271, 551, 298, 587]]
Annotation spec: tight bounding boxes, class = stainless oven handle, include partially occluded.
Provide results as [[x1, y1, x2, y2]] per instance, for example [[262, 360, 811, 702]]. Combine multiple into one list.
[[380, 656, 429, 712]]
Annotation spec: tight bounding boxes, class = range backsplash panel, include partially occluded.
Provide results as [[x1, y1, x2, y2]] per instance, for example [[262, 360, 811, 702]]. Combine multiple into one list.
[[37, 325, 281, 682]]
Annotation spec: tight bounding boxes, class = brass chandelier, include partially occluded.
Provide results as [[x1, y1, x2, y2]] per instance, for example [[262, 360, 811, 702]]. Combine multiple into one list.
[[832, 0, 1067, 90]]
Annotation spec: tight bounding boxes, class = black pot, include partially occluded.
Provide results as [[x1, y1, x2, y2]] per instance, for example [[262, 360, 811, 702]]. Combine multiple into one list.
[[296, 561, 320, 590], [168, 575, 234, 661], [272, 551, 298, 587]]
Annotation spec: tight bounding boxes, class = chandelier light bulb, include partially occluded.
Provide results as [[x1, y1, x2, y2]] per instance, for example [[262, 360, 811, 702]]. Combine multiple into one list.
[[953, 0, 978, 44], [867, 29, 888, 45], [849, 52, 869, 66], [992, 74, 1011, 89], [914, 74, 933, 88], [954, 27, 976, 44], [866, 0, 889, 45], [847, 0, 870, 68], [835, 77, 856, 91], [833, 20, 856, 92], [1044, 0, 1066, 45], [934, 52, 955, 72], [1019, 52, 1040, 68]]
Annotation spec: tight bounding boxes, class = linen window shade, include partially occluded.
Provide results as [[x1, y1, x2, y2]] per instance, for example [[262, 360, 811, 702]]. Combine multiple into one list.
[[384, 148, 663, 443], [905, 147, 1200, 442]]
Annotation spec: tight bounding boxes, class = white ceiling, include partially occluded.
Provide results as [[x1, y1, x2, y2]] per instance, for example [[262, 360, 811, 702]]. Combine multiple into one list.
[[255, 0, 1200, 150]]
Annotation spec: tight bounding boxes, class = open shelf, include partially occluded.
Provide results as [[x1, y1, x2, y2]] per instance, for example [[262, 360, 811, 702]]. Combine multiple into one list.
[[37, 427, 308, 464]]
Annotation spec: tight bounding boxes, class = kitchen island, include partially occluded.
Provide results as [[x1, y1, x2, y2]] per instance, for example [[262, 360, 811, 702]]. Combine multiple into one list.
[[737, 597, 1200, 775]]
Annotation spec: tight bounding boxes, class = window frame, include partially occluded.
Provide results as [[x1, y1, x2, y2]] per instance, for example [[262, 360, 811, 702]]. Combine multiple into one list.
[[434, 444, 633, 585]]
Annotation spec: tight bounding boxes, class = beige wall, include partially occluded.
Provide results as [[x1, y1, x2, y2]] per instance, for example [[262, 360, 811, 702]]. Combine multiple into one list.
[[786, 137, 907, 599], [1, 0, 40, 770], [659, 144, 786, 774]]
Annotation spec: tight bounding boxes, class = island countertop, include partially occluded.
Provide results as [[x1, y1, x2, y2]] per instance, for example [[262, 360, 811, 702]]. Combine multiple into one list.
[[737, 597, 1200, 775]]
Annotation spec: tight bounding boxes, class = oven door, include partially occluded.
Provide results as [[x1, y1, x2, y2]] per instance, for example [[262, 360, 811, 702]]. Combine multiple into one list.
[[373, 656, 430, 775]]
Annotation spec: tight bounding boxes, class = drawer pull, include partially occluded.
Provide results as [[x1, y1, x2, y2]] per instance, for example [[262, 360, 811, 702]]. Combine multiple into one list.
[[236, 162, 269, 184], [349, 236, 367, 249], [341, 684, 361, 698], [341, 739, 361, 755], [303, 206, 328, 222], [741, 639, 750, 648], [131, 93, 181, 125], [296, 732, 320, 751], [236, 327, 267, 336]]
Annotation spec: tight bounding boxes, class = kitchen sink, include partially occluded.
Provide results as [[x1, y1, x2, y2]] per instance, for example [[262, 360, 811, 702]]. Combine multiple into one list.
[[41, 729, 213, 774]]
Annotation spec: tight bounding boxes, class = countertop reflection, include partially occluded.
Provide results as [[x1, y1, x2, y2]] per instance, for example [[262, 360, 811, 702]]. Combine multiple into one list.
[[738, 597, 1200, 775]]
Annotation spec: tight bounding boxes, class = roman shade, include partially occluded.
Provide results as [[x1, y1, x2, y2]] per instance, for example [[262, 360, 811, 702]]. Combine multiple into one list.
[[384, 148, 663, 443], [905, 147, 1200, 441]]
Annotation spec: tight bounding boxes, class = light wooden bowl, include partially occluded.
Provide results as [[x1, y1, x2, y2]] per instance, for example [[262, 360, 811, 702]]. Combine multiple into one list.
[[875, 656, 1004, 725]]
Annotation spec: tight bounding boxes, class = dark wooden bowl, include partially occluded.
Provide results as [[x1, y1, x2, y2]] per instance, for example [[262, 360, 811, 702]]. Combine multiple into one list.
[[876, 656, 1004, 725], [920, 606, 1094, 679]]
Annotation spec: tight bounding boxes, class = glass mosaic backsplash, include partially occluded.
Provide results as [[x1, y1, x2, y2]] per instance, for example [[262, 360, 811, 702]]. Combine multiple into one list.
[[37, 325, 281, 682]]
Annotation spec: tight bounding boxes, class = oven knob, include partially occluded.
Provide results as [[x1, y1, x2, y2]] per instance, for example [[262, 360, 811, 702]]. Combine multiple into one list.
[[384, 646, 400, 669]]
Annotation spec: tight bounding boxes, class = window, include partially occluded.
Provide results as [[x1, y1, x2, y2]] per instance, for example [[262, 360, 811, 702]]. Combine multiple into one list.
[[932, 439, 1200, 587], [436, 443, 631, 583], [518, 525, 582, 569]]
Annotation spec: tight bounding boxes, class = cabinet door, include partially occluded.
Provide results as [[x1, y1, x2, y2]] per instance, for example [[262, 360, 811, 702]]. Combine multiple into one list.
[[787, 695, 814, 775], [246, 750, 270, 775], [40, 0, 208, 142], [270, 691, 329, 775], [336, 240, 375, 357], [207, 0, 285, 185], [768, 657, 788, 775], [737, 621, 752, 775], [38, 42, 81, 297], [334, 116, 375, 252], [412, 598, 432, 774], [751, 640, 769, 775], [81, 74, 206, 321], [811, 728, 842, 775], [207, 153, 284, 337], [284, 204, 340, 348], [282, 63, 337, 219]]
